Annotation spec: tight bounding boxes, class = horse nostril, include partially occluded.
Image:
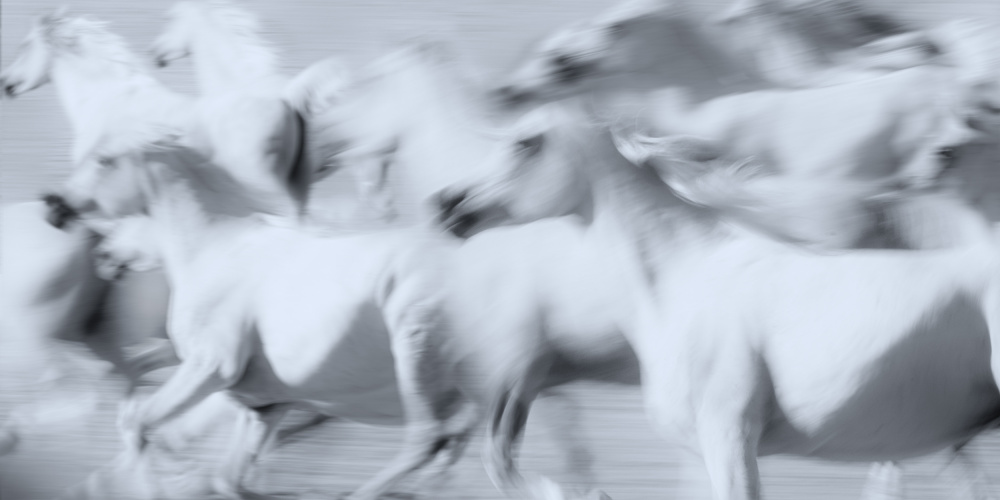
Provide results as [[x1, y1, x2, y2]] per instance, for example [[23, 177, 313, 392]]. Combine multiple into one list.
[[494, 85, 531, 107], [3, 85, 16, 97], [436, 189, 468, 217], [448, 211, 481, 238]]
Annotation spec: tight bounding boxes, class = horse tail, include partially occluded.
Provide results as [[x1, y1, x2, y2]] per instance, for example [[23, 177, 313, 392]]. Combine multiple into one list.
[[281, 58, 354, 201], [978, 224, 1000, 395], [285, 106, 313, 220]]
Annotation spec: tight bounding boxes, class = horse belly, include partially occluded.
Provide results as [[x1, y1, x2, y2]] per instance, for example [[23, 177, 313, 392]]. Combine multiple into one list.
[[761, 294, 1000, 461], [253, 297, 403, 423]]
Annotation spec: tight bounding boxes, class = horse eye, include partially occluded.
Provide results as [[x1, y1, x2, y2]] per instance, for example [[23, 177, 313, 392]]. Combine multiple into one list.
[[98, 156, 117, 169], [936, 147, 957, 170], [514, 134, 544, 156]]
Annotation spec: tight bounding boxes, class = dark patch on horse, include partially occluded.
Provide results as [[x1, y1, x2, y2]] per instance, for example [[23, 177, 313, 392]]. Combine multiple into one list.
[[286, 106, 312, 218]]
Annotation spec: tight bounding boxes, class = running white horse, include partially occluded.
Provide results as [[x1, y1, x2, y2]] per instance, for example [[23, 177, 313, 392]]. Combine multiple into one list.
[[84, 42, 613, 498], [435, 100, 1000, 500], [0, 9, 196, 164], [48, 132, 481, 500], [150, 0, 321, 215], [304, 40, 508, 224], [493, 0, 998, 247], [0, 8, 327, 460]]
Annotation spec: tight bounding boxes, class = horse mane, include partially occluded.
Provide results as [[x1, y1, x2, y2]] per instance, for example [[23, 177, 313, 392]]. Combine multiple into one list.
[[178, 0, 281, 75], [717, 0, 930, 86], [357, 39, 488, 108], [87, 126, 275, 221], [319, 39, 507, 143], [658, 156, 895, 248], [596, 1, 771, 96], [39, 11, 145, 72]]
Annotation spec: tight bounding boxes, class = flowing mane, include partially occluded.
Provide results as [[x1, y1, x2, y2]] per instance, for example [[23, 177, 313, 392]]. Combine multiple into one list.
[[40, 13, 146, 73], [717, 0, 934, 86], [314, 39, 507, 152], [175, 0, 281, 78], [651, 153, 913, 249], [359, 39, 500, 125]]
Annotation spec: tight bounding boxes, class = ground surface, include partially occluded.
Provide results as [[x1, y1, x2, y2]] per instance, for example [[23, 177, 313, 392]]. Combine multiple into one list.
[[3, 0, 1000, 499]]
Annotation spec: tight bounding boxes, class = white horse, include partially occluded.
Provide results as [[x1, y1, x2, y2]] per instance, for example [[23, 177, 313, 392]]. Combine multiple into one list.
[[0, 8, 328, 461], [88, 43, 614, 498], [435, 100, 1000, 500], [0, 9, 196, 164], [48, 132, 482, 500], [150, 0, 320, 216], [494, 0, 998, 247]]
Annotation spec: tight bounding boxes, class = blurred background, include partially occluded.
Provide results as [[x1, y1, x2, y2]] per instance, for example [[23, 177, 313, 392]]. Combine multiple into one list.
[[2, 0, 1000, 499]]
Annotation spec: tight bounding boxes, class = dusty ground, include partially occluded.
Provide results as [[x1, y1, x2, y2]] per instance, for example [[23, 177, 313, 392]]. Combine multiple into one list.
[[3, 0, 1000, 499]]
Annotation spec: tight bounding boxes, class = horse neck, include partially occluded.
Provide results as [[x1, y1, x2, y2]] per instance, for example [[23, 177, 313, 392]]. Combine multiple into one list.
[[638, 16, 771, 101], [190, 30, 279, 94], [356, 64, 496, 223], [50, 56, 143, 138], [580, 132, 715, 287], [142, 166, 250, 284]]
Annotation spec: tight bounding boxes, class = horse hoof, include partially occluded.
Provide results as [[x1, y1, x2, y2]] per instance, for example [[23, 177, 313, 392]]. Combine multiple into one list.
[[0, 427, 19, 456]]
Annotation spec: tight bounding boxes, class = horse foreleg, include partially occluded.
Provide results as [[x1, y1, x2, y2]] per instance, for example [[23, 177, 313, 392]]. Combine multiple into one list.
[[653, 340, 764, 500], [119, 354, 244, 452], [535, 388, 596, 487], [213, 403, 292, 499], [483, 356, 548, 496], [860, 462, 905, 500], [347, 301, 473, 500]]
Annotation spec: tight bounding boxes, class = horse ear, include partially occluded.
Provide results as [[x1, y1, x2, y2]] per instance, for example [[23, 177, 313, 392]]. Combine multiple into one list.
[[410, 38, 456, 65], [50, 5, 70, 21]]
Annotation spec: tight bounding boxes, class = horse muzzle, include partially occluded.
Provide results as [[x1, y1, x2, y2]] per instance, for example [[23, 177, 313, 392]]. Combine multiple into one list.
[[433, 188, 481, 238], [41, 193, 82, 229]]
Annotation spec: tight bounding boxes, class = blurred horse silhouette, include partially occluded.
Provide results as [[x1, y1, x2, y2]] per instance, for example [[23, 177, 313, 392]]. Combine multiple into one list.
[[150, 0, 323, 220], [435, 100, 1000, 500]]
